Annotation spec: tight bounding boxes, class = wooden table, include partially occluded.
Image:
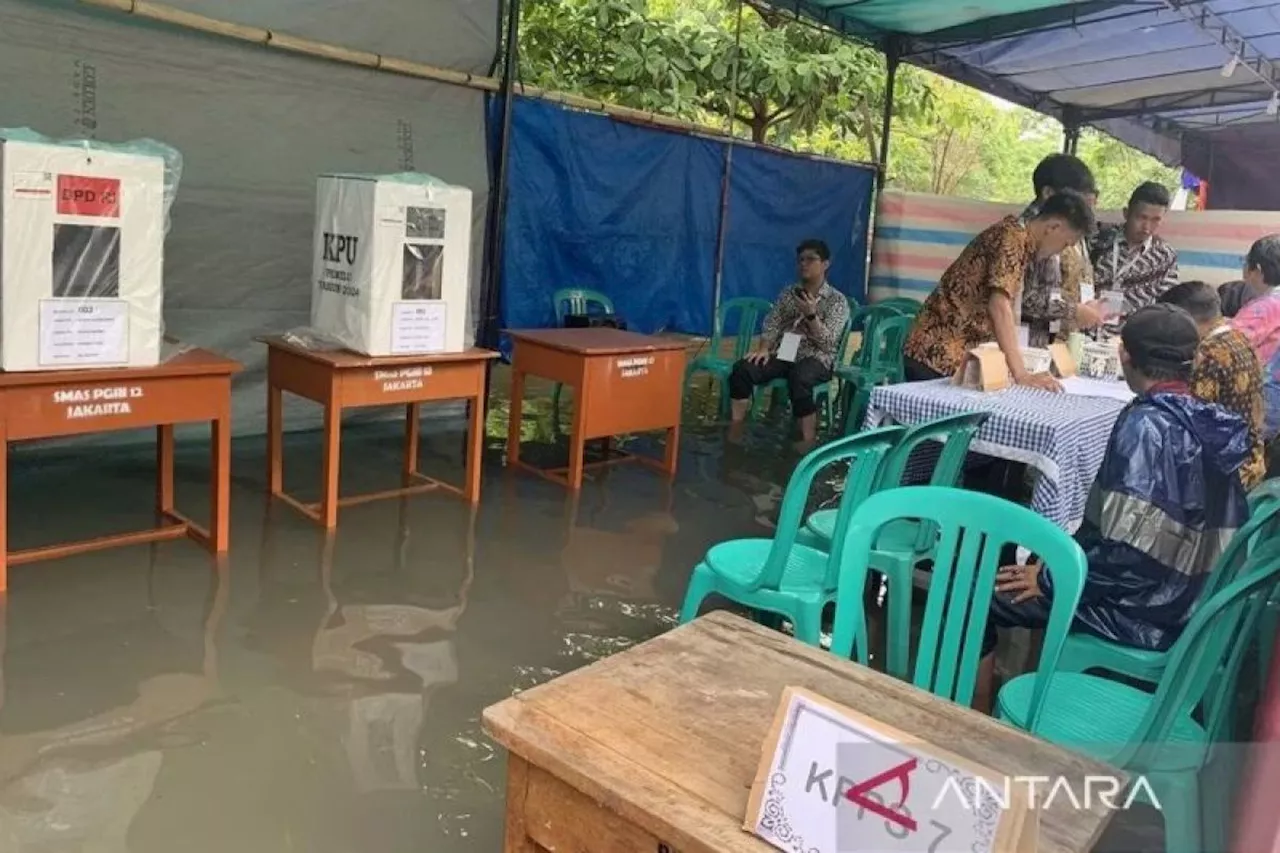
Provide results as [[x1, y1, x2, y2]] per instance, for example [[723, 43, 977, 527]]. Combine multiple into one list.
[[260, 337, 498, 528], [484, 611, 1124, 853], [0, 348, 240, 591], [506, 329, 686, 491]]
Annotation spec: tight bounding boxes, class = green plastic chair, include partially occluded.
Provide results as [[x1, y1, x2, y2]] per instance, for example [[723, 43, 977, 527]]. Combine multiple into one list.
[[1054, 492, 1280, 683], [838, 311, 915, 435], [997, 537, 1280, 853], [829, 487, 1088, 724], [677, 425, 905, 649], [750, 300, 856, 429], [875, 296, 922, 316], [550, 288, 615, 416], [685, 297, 772, 416], [801, 411, 990, 677], [1248, 480, 1280, 693]]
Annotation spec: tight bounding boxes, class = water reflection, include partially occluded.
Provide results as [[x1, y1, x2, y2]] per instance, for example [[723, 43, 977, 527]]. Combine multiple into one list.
[[0, 552, 227, 850]]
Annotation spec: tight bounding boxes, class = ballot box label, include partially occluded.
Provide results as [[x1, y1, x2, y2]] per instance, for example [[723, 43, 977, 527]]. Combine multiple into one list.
[[745, 687, 1037, 853]]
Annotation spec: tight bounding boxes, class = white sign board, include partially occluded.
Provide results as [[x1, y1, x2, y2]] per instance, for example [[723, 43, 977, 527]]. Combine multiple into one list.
[[745, 688, 1035, 853]]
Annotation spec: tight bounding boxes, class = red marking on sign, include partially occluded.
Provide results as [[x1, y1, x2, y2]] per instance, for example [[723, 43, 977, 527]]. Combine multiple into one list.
[[846, 757, 919, 833], [57, 175, 120, 217]]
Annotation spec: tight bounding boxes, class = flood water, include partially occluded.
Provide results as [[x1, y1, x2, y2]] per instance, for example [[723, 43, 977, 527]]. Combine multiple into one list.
[[0, 372, 1162, 851]]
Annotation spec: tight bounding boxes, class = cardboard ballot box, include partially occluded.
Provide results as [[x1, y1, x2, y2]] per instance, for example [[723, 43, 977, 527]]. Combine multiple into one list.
[[310, 173, 472, 357], [955, 342, 1076, 392], [0, 135, 167, 371]]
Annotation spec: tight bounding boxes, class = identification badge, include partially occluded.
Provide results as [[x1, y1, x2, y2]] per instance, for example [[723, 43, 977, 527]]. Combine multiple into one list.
[[1080, 283, 1095, 303], [1016, 325, 1030, 348], [777, 332, 801, 363]]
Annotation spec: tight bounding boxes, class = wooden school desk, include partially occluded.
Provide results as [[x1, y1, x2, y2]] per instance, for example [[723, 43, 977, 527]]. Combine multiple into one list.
[[505, 328, 686, 491], [484, 611, 1124, 853], [260, 336, 498, 528], [0, 348, 240, 590]]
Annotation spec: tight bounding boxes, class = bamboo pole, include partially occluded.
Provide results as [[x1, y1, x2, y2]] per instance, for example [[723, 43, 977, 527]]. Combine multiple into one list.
[[72, 0, 874, 170]]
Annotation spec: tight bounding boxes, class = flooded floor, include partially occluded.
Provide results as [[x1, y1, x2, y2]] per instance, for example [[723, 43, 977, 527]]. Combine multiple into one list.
[[0, 374, 1164, 851]]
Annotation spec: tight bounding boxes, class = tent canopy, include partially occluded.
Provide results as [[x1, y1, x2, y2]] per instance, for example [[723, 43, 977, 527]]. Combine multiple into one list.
[[777, 0, 1280, 208]]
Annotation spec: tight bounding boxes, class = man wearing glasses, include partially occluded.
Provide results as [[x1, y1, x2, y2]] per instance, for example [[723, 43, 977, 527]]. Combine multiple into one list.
[[728, 238, 850, 451]]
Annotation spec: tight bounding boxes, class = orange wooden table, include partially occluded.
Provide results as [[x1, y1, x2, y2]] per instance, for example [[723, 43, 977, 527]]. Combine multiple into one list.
[[0, 348, 240, 591], [506, 329, 686, 491], [260, 336, 498, 528]]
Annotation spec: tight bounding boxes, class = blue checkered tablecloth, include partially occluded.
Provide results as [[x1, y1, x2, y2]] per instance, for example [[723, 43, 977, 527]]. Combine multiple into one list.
[[866, 380, 1128, 530]]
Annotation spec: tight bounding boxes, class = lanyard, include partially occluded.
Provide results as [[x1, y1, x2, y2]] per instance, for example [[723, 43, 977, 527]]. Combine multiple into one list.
[[1110, 235, 1150, 284]]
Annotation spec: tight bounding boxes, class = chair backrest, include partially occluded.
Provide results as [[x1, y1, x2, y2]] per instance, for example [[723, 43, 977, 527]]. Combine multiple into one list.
[[751, 426, 905, 593], [552, 288, 614, 325], [1248, 479, 1280, 514], [1118, 537, 1280, 769], [875, 411, 991, 490], [829, 487, 1088, 729], [832, 298, 857, 368], [713, 297, 773, 362], [1191, 494, 1280, 604], [859, 313, 915, 383], [876, 297, 922, 316]]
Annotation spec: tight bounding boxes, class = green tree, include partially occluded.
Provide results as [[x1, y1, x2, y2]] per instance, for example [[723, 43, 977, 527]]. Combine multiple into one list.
[[518, 0, 932, 145]]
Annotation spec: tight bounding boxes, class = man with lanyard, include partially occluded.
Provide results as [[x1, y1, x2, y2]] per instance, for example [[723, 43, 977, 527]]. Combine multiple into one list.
[[728, 238, 850, 451], [1018, 155, 1106, 347], [1090, 181, 1179, 336]]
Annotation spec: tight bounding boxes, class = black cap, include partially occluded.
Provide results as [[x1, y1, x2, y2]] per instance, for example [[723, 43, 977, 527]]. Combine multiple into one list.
[[1120, 304, 1199, 378]]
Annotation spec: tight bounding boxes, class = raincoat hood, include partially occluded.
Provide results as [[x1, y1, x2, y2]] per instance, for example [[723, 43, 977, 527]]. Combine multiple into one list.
[[1142, 391, 1251, 477]]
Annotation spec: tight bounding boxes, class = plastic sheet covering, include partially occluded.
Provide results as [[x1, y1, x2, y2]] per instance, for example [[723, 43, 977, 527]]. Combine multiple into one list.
[[0, 128, 182, 371], [0, 0, 492, 442], [497, 96, 876, 349]]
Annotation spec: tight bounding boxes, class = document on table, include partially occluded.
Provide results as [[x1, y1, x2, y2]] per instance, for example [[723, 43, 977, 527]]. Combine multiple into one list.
[[1060, 375, 1135, 403]]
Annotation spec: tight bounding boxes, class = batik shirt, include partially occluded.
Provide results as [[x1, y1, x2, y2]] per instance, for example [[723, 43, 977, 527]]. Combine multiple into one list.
[[1089, 224, 1179, 335], [903, 216, 1032, 375], [1018, 201, 1090, 347], [760, 281, 850, 368], [1190, 324, 1266, 489]]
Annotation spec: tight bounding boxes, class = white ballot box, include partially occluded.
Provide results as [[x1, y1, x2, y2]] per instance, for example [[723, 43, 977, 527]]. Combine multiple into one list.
[[310, 173, 472, 357], [0, 133, 169, 371]]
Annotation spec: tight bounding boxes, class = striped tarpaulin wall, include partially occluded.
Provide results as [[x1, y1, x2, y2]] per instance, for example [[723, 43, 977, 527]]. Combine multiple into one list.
[[869, 190, 1280, 303]]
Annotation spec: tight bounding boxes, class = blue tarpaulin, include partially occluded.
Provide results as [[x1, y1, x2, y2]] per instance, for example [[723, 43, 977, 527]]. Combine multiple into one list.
[[496, 96, 876, 345]]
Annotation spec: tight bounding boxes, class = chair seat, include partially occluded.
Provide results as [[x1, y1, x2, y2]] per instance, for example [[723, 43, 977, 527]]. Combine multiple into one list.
[[998, 672, 1209, 772], [705, 538, 833, 596], [804, 510, 925, 554], [1058, 632, 1169, 680]]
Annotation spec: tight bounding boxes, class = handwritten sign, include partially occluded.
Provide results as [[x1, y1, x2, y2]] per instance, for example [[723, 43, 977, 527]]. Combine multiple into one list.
[[745, 688, 1036, 853], [51, 385, 144, 419], [617, 355, 655, 379], [374, 366, 431, 393]]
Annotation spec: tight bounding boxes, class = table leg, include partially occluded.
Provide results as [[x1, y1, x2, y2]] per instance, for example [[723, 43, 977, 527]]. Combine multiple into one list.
[[506, 369, 525, 468], [663, 424, 680, 479], [502, 755, 537, 853], [567, 384, 588, 491], [465, 394, 484, 504], [320, 402, 342, 530], [157, 424, 175, 516], [211, 412, 231, 553], [404, 403, 421, 480], [267, 384, 283, 497]]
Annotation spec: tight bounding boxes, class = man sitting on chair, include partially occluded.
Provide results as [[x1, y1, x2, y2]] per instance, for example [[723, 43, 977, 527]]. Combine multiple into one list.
[[728, 239, 850, 451]]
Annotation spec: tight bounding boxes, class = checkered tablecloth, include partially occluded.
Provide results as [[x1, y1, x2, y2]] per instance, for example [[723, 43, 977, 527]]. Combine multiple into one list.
[[866, 380, 1128, 530]]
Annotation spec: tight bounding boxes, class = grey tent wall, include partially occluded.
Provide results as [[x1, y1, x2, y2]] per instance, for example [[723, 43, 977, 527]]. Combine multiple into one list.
[[0, 0, 497, 444]]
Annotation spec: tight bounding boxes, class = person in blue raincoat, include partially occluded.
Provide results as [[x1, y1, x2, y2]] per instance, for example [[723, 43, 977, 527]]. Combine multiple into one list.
[[976, 304, 1251, 708]]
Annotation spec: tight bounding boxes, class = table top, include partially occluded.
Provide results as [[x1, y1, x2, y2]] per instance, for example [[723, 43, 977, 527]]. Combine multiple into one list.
[[258, 335, 499, 369], [483, 611, 1121, 853], [507, 327, 689, 356], [868, 379, 1127, 529], [0, 347, 242, 388]]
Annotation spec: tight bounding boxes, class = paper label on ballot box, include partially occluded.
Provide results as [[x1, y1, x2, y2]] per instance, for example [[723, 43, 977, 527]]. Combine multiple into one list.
[[390, 300, 446, 354], [38, 299, 129, 367]]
